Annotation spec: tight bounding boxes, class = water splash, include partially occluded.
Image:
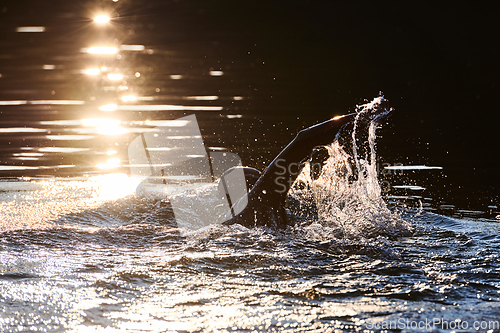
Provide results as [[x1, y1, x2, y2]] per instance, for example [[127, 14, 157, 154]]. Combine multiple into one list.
[[292, 96, 413, 240]]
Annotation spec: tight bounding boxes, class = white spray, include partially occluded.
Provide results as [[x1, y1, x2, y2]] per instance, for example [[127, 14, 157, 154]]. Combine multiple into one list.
[[293, 96, 413, 240]]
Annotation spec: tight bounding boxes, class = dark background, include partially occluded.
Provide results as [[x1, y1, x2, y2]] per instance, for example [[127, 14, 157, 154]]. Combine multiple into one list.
[[0, 0, 498, 210]]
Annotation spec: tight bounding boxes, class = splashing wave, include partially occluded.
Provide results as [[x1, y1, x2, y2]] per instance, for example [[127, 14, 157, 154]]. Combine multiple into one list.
[[290, 96, 413, 240]]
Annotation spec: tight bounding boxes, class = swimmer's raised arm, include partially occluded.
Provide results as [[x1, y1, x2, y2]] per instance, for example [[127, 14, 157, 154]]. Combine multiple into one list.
[[254, 113, 357, 203], [223, 113, 357, 228]]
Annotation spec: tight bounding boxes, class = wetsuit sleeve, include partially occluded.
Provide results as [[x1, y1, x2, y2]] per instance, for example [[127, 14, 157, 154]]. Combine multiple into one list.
[[250, 113, 357, 203]]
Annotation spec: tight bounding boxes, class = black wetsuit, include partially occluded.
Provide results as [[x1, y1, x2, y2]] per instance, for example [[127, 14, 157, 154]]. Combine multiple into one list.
[[223, 113, 357, 228]]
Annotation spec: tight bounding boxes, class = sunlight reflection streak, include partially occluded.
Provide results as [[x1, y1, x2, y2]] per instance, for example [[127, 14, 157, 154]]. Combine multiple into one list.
[[117, 105, 223, 111], [86, 47, 118, 55], [16, 26, 45, 33]]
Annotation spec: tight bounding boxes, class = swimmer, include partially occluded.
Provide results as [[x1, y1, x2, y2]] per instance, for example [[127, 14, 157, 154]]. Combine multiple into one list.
[[221, 113, 357, 228], [222, 98, 392, 228]]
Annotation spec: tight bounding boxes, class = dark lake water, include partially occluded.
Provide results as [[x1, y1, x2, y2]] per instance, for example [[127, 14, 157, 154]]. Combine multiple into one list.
[[0, 1, 499, 332]]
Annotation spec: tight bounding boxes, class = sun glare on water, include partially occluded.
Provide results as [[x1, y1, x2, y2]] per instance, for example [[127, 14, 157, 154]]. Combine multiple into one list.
[[94, 15, 110, 24], [90, 173, 141, 200], [81, 118, 128, 135], [87, 46, 118, 55], [98, 103, 118, 111], [85, 68, 100, 75], [96, 158, 120, 170]]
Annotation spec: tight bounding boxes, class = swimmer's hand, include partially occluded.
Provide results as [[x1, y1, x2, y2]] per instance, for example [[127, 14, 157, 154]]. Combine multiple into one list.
[[354, 96, 394, 126]]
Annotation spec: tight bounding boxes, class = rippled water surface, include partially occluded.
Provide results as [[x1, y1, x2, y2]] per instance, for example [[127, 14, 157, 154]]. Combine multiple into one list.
[[1, 170, 500, 332], [1, 98, 499, 332], [1, 1, 499, 332]]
